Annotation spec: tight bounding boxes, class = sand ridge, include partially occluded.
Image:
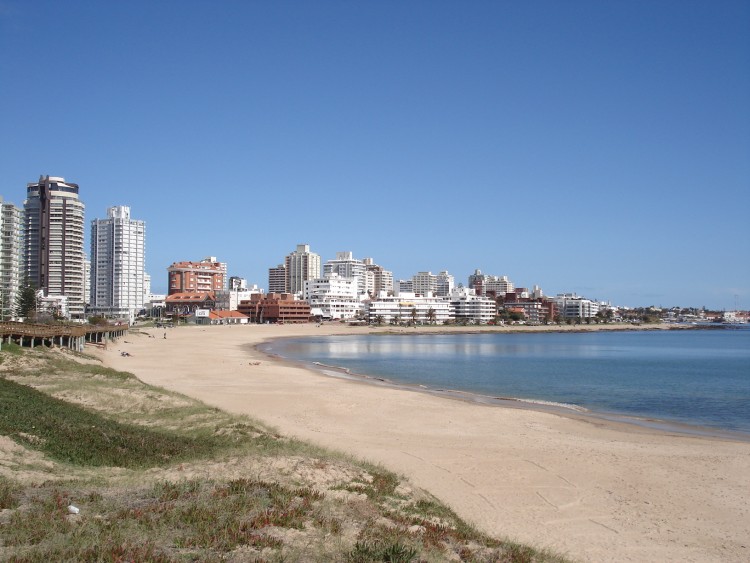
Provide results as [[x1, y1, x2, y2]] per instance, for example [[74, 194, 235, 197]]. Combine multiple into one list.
[[97, 323, 750, 562]]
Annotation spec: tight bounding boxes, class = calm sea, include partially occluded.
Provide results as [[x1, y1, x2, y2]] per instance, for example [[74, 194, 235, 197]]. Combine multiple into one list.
[[265, 328, 750, 436]]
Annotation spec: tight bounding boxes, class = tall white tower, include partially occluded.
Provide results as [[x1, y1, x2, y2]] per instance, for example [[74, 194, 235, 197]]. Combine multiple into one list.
[[323, 251, 366, 294], [0, 198, 24, 320], [90, 205, 146, 322], [285, 244, 320, 296], [23, 175, 86, 319]]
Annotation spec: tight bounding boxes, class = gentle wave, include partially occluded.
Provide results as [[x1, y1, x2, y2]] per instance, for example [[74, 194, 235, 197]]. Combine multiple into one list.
[[496, 397, 589, 412]]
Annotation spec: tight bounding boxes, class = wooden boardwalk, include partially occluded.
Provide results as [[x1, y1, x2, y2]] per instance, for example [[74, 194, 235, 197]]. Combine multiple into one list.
[[0, 322, 128, 351]]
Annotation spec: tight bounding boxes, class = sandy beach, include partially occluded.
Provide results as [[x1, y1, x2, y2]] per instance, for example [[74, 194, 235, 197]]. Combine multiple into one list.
[[97, 323, 750, 562]]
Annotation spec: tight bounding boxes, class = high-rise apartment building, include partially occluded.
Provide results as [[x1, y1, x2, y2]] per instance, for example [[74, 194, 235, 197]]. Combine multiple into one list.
[[410, 271, 454, 297], [468, 269, 514, 297], [435, 271, 455, 297], [363, 257, 393, 297], [323, 251, 366, 294], [395, 279, 413, 294], [268, 264, 287, 293], [412, 271, 436, 296], [23, 175, 86, 319], [90, 206, 146, 321], [143, 272, 152, 301], [285, 244, 320, 296], [168, 257, 226, 295], [0, 198, 24, 320]]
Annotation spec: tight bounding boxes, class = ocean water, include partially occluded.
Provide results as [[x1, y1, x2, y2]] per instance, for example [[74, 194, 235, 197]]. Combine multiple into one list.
[[266, 328, 750, 436]]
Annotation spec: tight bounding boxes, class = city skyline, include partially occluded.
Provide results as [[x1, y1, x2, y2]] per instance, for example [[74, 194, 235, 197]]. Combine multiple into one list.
[[1, 1, 748, 310]]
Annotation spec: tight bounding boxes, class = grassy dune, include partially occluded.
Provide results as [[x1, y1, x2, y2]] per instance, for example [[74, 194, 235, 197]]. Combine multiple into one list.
[[0, 345, 569, 562]]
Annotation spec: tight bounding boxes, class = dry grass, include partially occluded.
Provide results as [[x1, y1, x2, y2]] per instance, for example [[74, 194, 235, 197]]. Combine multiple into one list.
[[0, 345, 569, 562]]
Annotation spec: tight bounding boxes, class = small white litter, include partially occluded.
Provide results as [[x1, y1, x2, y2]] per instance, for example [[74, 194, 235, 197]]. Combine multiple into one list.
[[67, 505, 80, 514]]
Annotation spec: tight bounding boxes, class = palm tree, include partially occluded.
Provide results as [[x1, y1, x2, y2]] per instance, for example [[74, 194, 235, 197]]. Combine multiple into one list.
[[426, 307, 436, 325], [410, 307, 418, 326]]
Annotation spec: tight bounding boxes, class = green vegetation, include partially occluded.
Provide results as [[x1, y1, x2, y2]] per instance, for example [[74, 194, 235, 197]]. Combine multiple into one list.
[[0, 342, 23, 356], [15, 281, 38, 320], [0, 346, 569, 562], [0, 378, 227, 468], [0, 476, 20, 509]]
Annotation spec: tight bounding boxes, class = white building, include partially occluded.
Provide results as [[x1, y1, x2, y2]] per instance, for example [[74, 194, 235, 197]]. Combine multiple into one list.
[[89, 206, 146, 322], [411, 271, 455, 297], [366, 291, 451, 325], [468, 269, 515, 297], [286, 244, 320, 296], [23, 175, 86, 319], [363, 257, 393, 296], [0, 198, 24, 320], [143, 272, 151, 296], [552, 293, 600, 319], [144, 293, 166, 318], [435, 271, 455, 297], [215, 285, 264, 311], [84, 259, 91, 309], [395, 279, 413, 294], [304, 273, 363, 319], [531, 285, 544, 299], [37, 292, 68, 320], [412, 271, 436, 296], [485, 276, 514, 296], [450, 287, 496, 324], [229, 276, 246, 290], [324, 251, 366, 294]]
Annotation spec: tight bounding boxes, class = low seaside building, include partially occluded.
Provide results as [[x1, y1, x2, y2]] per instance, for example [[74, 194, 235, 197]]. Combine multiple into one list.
[[450, 287, 496, 324], [552, 293, 599, 319], [365, 291, 451, 325], [238, 292, 311, 324], [304, 273, 364, 320], [166, 291, 216, 320], [501, 292, 556, 324], [208, 310, 249, 325]]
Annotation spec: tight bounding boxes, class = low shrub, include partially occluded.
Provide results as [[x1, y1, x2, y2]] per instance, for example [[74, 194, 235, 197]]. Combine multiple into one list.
[[0, 378, 225, 468]]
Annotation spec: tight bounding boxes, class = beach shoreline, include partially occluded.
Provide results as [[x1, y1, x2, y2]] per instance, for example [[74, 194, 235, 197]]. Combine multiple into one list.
[[265, 347, 750, 443], [96, 323, 750, 562], [256, 331, 750, 443]]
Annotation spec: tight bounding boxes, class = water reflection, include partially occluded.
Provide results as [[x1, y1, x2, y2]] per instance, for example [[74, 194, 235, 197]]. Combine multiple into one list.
[[273, 331, 750, 434]]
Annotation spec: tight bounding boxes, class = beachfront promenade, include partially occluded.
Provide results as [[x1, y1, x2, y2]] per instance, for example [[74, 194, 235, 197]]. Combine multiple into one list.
[[0, 321, 128, 352]]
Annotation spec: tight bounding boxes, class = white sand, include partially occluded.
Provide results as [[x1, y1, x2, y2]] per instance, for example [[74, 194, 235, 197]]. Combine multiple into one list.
[[98, 323, 750, 562]]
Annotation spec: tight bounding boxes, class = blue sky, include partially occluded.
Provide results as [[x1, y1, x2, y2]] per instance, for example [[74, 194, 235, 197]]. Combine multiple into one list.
[[1, 1, 748, 310]]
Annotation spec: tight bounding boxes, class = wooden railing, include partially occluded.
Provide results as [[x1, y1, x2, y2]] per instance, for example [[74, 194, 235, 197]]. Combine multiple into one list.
[[0, 322, 129, 338], [0, 322, 88, 338]]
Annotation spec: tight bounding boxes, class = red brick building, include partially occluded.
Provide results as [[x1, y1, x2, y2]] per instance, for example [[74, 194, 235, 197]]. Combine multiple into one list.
[[237, 293, 311, 324], [501, 292, 557, 324], [167, 258, 226, 295]]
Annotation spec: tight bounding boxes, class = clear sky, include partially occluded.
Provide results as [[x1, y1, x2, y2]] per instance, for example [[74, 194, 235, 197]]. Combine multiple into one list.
[[1, 1, 748, 310]]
